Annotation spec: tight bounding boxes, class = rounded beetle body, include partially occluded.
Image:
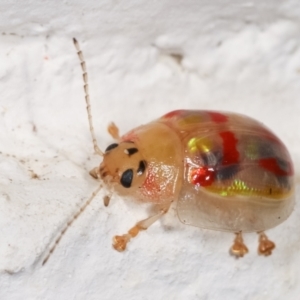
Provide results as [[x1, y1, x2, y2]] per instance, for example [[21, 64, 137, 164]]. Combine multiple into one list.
[[55, 39, 294, 261], [43, 40, 296, 264], [102, 110, 294, 235]]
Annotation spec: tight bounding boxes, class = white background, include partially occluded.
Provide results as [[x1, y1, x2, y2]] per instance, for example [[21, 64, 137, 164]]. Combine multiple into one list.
[[0, 1, 300, 299]]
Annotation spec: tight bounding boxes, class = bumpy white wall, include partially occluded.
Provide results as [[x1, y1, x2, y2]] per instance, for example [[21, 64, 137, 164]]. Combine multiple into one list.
[[0, 1, 300, 299]]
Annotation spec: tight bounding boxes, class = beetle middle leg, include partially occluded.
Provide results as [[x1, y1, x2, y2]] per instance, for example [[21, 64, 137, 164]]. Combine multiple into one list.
[[230, 232, 249, 258], [113, 207, 169, 251], [257, 231, 275, 256]]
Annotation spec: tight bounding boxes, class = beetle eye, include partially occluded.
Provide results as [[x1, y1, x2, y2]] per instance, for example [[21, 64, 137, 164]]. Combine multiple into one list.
[[120, 169, 133, 188], [124, 148, 138, 156], [137, 160, 147, 175], [105, 143, 118, 152]]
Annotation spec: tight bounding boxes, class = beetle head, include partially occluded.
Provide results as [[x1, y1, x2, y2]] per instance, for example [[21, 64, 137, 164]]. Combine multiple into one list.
[[99, 141, 147, 191]]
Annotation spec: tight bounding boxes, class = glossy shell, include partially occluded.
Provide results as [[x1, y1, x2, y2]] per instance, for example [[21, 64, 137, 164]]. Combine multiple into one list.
[[156, 110, 294, 232]]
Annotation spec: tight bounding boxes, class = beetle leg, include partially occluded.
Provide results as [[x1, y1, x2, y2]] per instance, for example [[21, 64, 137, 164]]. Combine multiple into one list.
[[89, 167, 100, 179], [230, 232, 249, 258], [103, 191, 113, 207], [89, 168, 112, 206], [113, 208, 168, 252], [103, 195, 110, 207], [107, 122, 120, 141], [257, 232, 275, 256]]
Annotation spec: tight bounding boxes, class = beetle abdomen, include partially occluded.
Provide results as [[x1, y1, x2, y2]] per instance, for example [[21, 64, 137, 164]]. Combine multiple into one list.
[[176, 185, 294, 232]]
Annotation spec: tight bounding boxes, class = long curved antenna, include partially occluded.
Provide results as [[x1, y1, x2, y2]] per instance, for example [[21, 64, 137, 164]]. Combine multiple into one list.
[[42, 184, 102, 265], [73, 38, 103, 156]]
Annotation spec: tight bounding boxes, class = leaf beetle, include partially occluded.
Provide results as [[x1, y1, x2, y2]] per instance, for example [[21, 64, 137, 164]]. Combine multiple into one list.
[[42, 39, 295, 264]]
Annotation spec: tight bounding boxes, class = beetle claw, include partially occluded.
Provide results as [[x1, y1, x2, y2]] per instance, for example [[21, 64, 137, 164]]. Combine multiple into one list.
[[230, 232, 249, 258], [258, 232, 275, 256], [113, 234, 130, 252]]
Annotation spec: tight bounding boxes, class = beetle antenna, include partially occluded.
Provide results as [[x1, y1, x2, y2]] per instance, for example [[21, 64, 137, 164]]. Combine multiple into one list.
[[73, 38, 104, 156], [42, 184, 102, 265]]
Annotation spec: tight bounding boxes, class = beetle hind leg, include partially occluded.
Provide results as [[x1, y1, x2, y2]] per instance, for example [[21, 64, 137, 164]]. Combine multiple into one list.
[[230, 232, 249, 258], [257, 232, 275, 256], [113, 209, 168, 252]]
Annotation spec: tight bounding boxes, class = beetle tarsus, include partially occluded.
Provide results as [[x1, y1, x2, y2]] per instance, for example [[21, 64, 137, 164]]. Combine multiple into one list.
[[113, 224, 145, 251], [112, 209, 168, 251], [230, 232, 249, 258], [113, 234, 131, 252], [258, 232, 275, 256], [103, 195, 111, 207]]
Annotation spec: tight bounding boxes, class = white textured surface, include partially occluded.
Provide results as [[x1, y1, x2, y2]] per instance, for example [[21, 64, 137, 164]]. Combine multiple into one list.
[[0, 1, 300, 299]]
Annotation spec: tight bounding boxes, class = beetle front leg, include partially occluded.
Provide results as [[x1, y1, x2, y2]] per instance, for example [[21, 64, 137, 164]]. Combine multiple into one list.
[[113, 208, 168, 252], [107, 122, 120, 141], [257, 232, 275, 256], [230, 232, 249, 258], [89, 167, 100, 179]]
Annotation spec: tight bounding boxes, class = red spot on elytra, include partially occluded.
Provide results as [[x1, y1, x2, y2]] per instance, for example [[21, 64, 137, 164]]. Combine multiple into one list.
[[163, 110, 184, 119], [191, 167, 215, 186], [208, 112, 228, 123], [259, 158, 293, 176], [219, 131, 240, 165]]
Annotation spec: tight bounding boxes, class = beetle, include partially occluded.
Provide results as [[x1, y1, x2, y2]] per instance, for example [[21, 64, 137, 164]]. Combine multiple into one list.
[[100, 110, 294, 257], [42, 39, 295, 264]]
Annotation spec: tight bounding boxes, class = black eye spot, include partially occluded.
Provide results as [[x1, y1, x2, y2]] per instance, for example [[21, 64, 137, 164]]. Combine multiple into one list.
[[105, 143, 118, 152], [120, 169, 133, 188], [124, 148, 138, 156], [137, 160, 147, 175]]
